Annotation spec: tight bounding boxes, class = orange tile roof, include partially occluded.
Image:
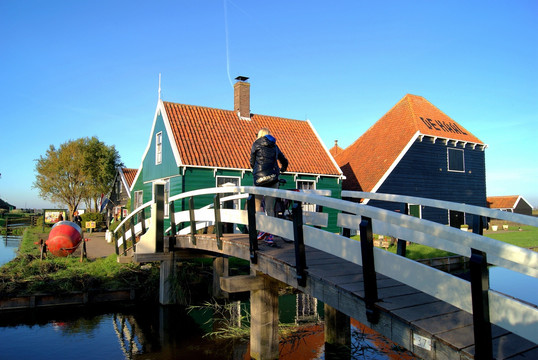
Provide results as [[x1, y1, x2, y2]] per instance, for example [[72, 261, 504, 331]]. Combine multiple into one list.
[[122, 168, 137, 188], [329, 140, 344, 157], [163, 101, 341, 176], [335, 94, 485, 192], [487, 195, 520, 209]]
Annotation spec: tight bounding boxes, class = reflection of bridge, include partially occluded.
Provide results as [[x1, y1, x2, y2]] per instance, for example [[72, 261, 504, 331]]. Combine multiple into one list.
[[114, 184, 538, 359]]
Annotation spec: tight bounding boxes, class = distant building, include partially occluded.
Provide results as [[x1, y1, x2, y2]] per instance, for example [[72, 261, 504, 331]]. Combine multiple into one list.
[[335, 94, 487, 228], [105, 167, 137, 225], [487, 195, 533, 216]]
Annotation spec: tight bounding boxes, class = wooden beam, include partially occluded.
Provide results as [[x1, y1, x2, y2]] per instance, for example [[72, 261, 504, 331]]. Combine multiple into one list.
[[220, 275, 264, 293]]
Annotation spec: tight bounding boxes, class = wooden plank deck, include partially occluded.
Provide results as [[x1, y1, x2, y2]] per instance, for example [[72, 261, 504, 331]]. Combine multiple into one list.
[[169, 233, 537, 359]]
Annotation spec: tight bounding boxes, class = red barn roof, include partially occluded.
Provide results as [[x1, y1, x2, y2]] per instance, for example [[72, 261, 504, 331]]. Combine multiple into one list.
[[335, 94, 485, 192]]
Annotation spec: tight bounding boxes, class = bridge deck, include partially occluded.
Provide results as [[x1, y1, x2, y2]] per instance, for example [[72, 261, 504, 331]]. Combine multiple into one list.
[[166, 233, 537, 360]]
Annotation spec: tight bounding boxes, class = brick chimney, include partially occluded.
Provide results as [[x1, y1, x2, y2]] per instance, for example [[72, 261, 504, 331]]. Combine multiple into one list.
[[234, 76, 250, 119]]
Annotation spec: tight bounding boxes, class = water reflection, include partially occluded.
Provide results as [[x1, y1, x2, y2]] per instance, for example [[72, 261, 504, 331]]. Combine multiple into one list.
[[0, 235, 22, 266], [0, 294, 417, 360], [489, 266, 538, 306]]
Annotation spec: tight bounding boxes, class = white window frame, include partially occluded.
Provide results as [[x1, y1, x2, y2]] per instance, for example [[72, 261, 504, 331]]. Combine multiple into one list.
[[296, 180, 316, 212], [447, 148, 464, 172], [155, 132, 162, 165], [116, 178, 122, 195], [216, 176, 241, 233], [134, 190, 143, 209], [163, 179, 170, 218]]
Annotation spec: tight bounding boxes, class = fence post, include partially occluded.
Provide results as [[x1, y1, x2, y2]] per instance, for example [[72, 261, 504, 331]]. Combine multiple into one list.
[[247, 195, 258, 264], [121, 223, 127, 255], [292, 202, 307, 287], [113, 231, 119, 255], [169, 200, 176, 236], [214, 194, 222, 250], [154, 182, 165, 253], [470, 215, 492, 359], [130, 217, 136, 253], [140, 209, 146, 235], [396, 203, 408, 257], [189, 197, 196, 245], [360, 216, 379, 324]]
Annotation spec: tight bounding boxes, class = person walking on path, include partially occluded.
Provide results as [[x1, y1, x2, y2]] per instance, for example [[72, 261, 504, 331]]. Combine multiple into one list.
[[250, 128, 288, 246]]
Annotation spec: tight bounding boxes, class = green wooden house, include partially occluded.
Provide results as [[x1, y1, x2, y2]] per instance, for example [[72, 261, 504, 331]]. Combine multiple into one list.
[[130, 77, 343, 232]]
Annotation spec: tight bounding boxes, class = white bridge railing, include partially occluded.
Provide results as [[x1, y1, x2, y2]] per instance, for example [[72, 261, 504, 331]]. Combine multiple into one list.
[[113, 186, 538, 350]]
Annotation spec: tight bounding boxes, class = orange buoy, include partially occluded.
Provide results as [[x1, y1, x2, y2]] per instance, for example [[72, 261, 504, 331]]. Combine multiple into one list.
[[46, 221, 82, 257]]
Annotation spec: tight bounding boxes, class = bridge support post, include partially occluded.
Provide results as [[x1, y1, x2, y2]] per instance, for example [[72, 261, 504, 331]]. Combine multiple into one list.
[[159, 254, 176, 305], [396, 203, 409, 257], [470, 215, 492, 360], [324, 304, 350, 359], [212, 256, 229, 299], [247, 195, 258, 264], [360, 216, 379, 324], [292, 202, 307, 287], [250, 274, 280, 360]]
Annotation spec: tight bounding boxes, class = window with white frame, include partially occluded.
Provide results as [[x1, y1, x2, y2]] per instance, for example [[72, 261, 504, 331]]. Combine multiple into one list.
[[297, 180, 316, 212], [156, 132, 162, 165], [164, 179, 170, 218], [447, 148, 464, 172], [134, 190, 143, 209], [216, 176, 241, 233], [115, 178, 121, 195]]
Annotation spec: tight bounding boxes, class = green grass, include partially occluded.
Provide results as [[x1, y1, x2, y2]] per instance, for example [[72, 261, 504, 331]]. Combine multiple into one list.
[[0, 227, 159, 298], [484, 225, 538, 249]]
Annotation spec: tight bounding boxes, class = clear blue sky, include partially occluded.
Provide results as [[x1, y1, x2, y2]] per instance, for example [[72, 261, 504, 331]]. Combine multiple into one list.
[[1, 1, 537, 209]]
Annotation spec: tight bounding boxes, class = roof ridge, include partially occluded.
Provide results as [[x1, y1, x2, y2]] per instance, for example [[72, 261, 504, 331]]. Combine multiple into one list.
[[404, 94, 422, 130], [164, 100, 309, 123]]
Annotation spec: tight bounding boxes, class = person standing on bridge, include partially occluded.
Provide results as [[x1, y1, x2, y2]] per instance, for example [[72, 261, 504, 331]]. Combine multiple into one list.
[[250, 127, 288, 246]]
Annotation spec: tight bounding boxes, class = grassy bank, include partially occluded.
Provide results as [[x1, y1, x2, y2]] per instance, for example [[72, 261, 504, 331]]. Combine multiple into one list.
[[0, 227, 159, 300]]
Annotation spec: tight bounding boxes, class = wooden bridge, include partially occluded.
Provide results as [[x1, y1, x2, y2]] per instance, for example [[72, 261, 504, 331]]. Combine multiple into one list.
[[114, 183, 538, 359]]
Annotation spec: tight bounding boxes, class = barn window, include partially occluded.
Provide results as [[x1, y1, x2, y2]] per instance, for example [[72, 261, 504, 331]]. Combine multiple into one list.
[[447, 148, 464, 172], [163, 179, 170, 218], [156, 132, 162, 165], [134, 190, 143, 209]]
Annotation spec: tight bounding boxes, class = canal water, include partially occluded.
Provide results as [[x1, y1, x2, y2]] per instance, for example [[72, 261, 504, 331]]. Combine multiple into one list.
[[1, 239, 536, 359], [0, 296, 417, 360], [0, 234, 22, 266]]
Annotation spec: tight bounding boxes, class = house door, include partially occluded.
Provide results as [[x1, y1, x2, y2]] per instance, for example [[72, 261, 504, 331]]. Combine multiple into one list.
[[449, 210, 465, 229], [216, 176, 241, 233]]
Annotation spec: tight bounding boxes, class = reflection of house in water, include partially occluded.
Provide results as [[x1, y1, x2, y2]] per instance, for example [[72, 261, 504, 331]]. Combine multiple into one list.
[[295, 293, 319, 324], [112, 314, 143, 358]]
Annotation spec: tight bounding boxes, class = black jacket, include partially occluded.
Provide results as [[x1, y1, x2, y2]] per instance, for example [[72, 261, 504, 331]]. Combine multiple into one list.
[[250, 135, 288, 187]]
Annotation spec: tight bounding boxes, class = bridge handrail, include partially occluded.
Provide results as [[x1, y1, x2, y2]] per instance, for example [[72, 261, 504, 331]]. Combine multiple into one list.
[[342, 191, 538, 227], [164, 186, 538, 274], [113, 199, 153, 236], [117, 185, 538, 344]]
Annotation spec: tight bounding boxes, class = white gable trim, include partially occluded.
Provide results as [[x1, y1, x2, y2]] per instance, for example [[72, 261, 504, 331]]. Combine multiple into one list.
[[129, 166, 142, 193], [160, 101, 183, 167], [363, 131, 421, 205], [118, 169, 131, 199], [515, 196, 534, 210], [307, 119, 343, 176], [137, 100, 183, 174]]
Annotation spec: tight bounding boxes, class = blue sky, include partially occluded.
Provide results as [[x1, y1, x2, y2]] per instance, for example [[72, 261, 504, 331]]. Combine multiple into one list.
[[1, 1, 537, 209]]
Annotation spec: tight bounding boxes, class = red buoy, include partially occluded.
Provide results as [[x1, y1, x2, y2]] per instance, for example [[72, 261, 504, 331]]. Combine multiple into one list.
[[46, 221, 82, 257]]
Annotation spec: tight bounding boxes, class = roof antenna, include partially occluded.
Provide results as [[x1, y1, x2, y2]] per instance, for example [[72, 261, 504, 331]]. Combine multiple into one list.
[[158, 73, 162, 101]]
